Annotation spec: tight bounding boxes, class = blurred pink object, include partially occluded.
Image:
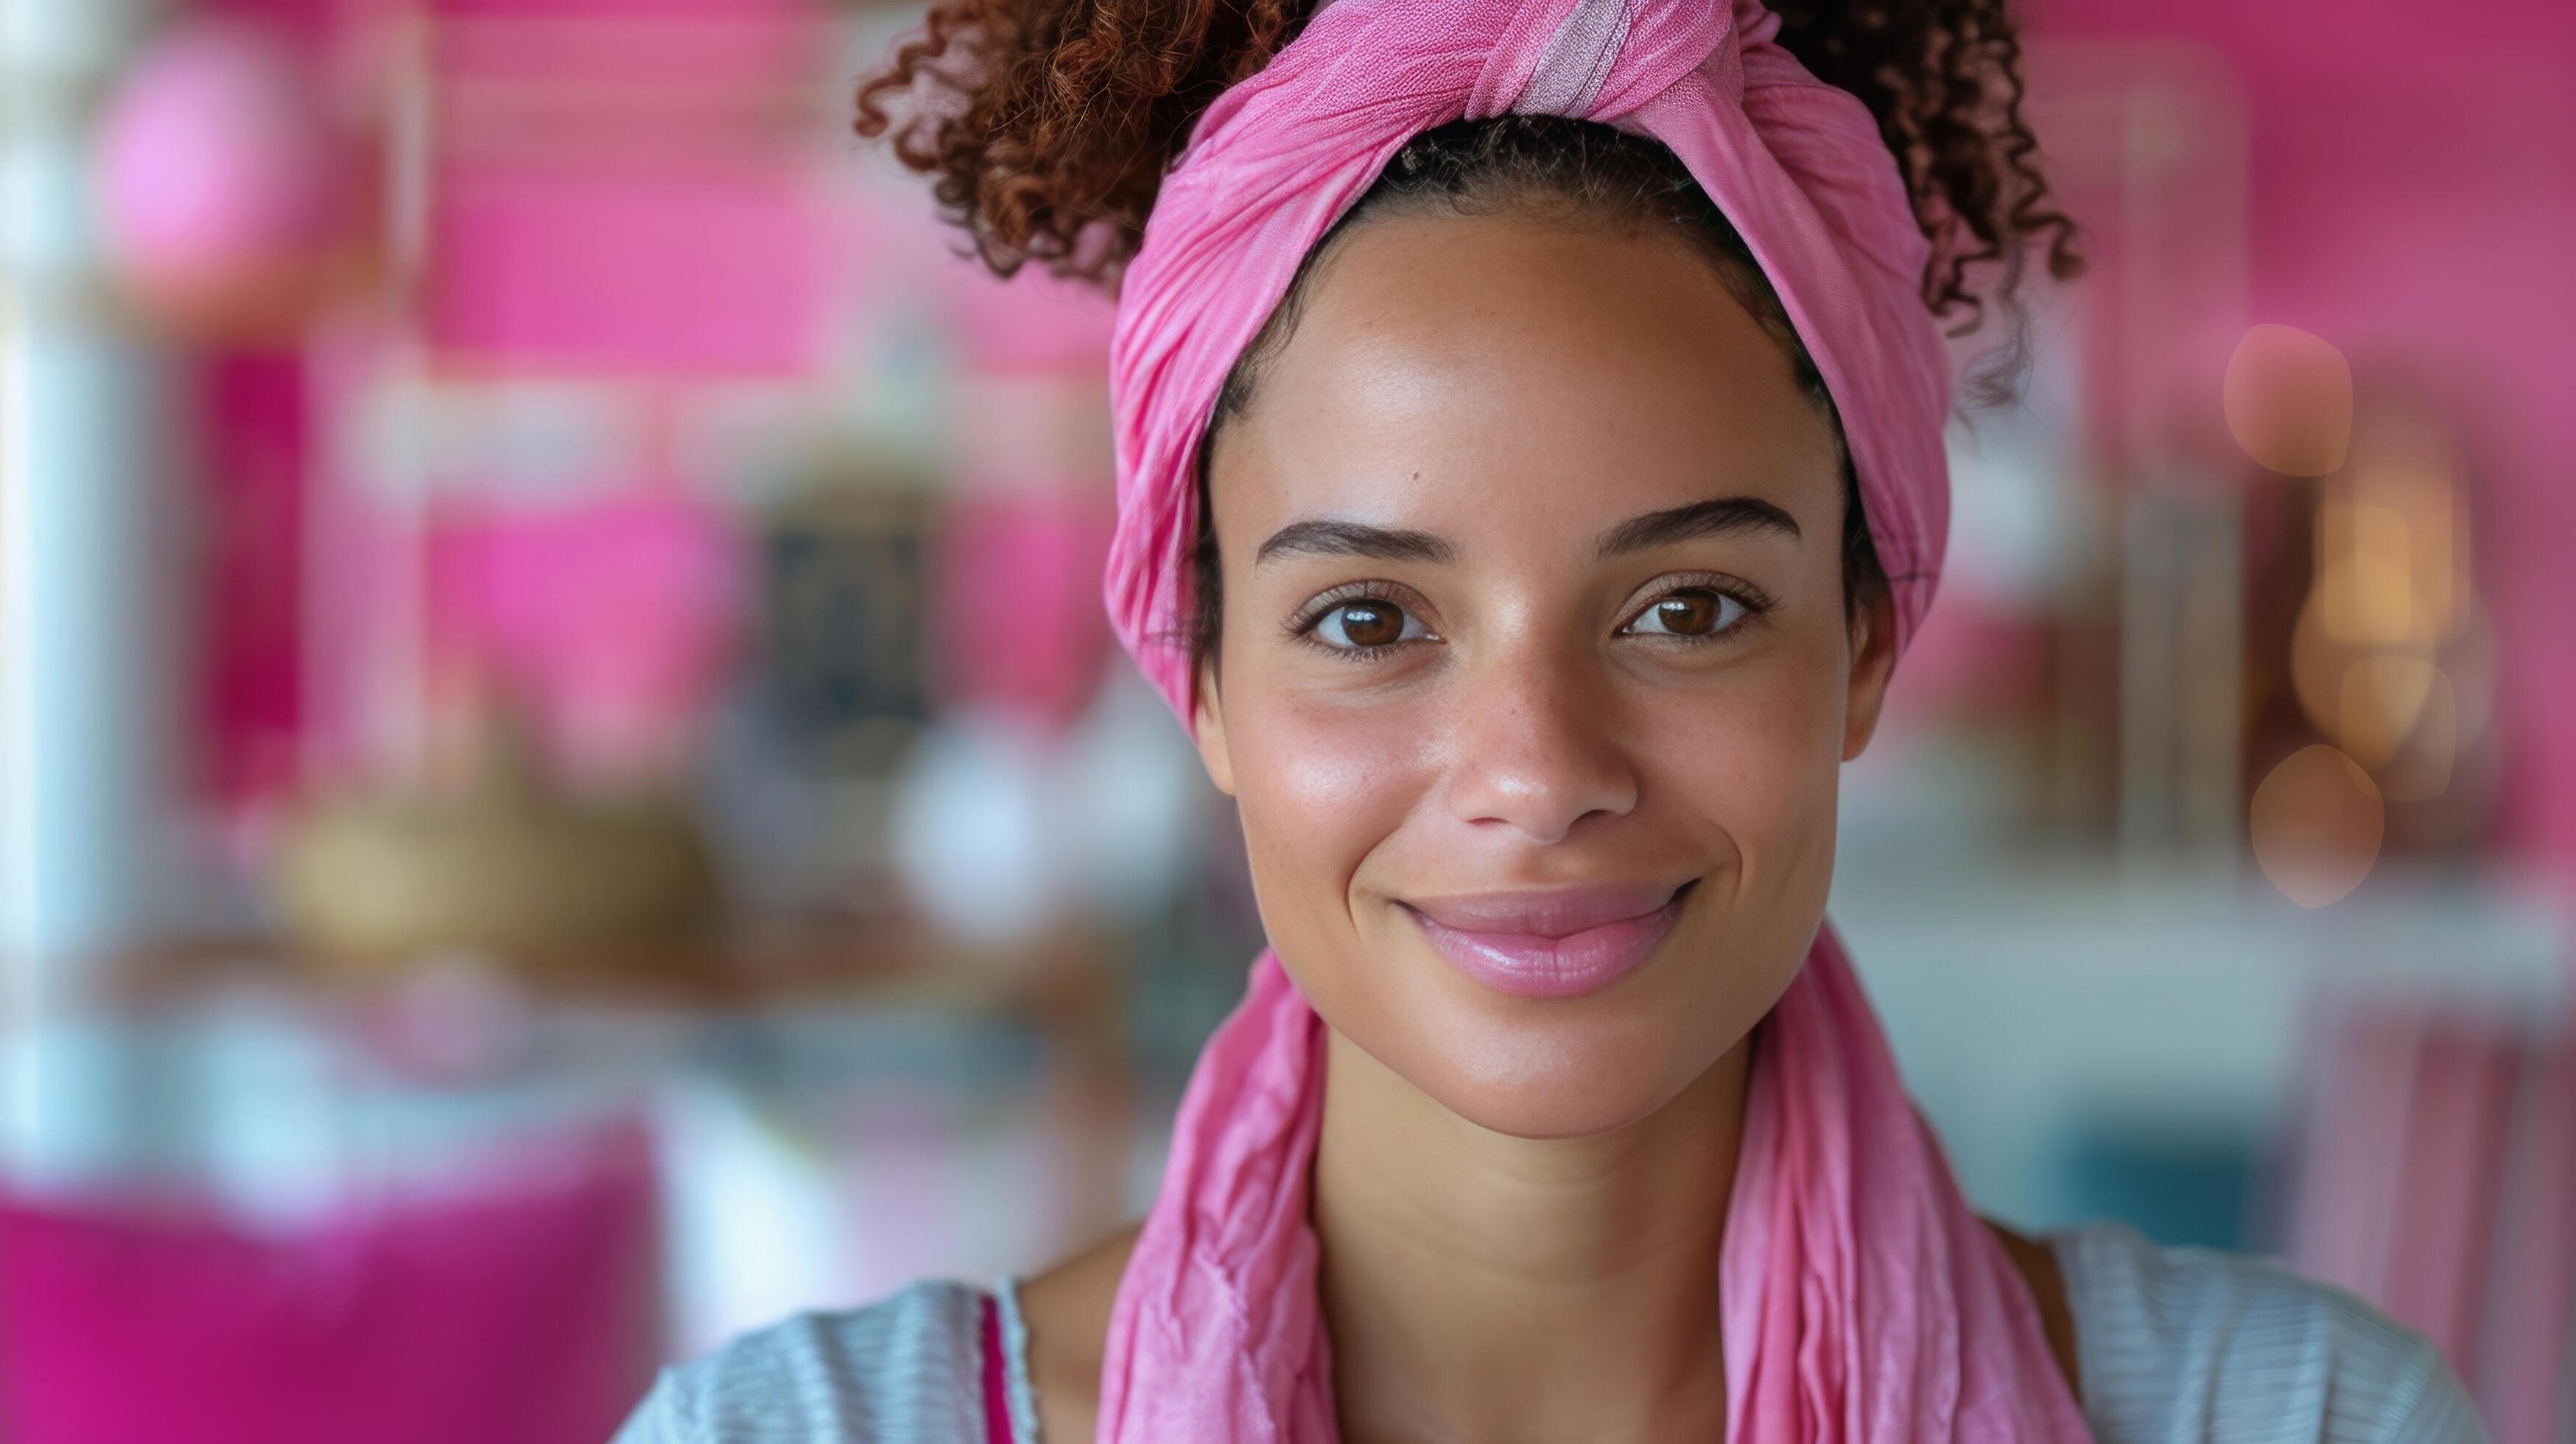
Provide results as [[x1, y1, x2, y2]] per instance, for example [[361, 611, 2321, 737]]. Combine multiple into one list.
[[2284, 995, 2575, 1442], [430, 165, 829, 376], [436, 0, 802, 18], [428, 489, 744, 771], [196, 348, 310, 810], [945, 262, 1116, 374], [932, 491, 1117, 731], [94, 16, 347, 303], [425, 0, 828, 376], [0, 1124, 661, 1444], [2476, 1034, 2576, 1444]]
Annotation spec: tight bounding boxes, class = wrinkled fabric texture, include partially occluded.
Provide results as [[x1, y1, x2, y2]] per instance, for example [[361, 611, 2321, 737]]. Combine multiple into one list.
[[1094, 0, 2091, 1440]]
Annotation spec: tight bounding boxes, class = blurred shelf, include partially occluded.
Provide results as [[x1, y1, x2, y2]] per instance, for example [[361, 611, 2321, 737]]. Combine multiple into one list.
[[1827, 850, 2570, 1231], [49, 908, 1132, 1021]]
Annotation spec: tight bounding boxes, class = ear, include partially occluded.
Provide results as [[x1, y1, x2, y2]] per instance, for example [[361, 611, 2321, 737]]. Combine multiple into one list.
[[1841, 586, 1899, 762], [1190, 664, 1238, 797]]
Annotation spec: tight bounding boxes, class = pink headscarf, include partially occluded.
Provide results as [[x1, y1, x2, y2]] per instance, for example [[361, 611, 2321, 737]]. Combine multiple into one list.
[[1091, 0, 2091, 1438]]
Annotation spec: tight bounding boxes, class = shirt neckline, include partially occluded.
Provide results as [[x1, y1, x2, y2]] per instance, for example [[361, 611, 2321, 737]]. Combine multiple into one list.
[[991, 1274, 1045, 1443]]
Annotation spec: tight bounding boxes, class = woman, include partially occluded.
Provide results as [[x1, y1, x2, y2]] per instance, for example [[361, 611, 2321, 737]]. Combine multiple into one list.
[[620, 0, 2485, 1438]]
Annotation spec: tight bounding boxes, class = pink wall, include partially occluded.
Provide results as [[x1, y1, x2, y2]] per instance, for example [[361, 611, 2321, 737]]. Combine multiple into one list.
[[2029, 0, 2576, 865]]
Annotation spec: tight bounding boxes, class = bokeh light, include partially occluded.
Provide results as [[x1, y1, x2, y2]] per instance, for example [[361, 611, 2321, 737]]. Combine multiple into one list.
[[2222, 323, 2353, 477], [2250, 744, 2385, 908]]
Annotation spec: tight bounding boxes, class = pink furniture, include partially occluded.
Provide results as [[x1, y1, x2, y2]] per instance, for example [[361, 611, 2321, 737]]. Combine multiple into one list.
[[2283, 995, 2575, 1443], [0, 1126, 661, 1444]]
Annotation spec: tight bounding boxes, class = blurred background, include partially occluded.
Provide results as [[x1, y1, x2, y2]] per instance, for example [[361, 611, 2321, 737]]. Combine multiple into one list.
[[0, 0, 2568, 1438]]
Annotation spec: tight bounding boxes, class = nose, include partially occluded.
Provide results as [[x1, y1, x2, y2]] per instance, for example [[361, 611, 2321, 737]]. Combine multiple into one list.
[[1439, 639, 1640, 845]]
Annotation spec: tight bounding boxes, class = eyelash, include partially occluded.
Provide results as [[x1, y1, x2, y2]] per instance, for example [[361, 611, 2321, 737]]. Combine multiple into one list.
[[1284, 572, 1776, 661], [1284, 581, 1435, 659]]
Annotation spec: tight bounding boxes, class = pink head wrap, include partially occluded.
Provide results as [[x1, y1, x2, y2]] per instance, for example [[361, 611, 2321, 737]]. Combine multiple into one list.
[[1090, 0, 2091, 1438]]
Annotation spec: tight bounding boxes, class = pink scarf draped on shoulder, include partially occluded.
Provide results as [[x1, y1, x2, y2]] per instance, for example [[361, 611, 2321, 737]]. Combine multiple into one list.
[[1087, 0, 2094, 1437]]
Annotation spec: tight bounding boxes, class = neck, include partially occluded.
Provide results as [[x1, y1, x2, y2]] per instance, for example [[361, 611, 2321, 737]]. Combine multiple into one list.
[[1310, 1026, 1752, 1444]]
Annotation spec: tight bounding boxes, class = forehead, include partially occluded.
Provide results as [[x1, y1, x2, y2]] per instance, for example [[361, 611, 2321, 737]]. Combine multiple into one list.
[[1209, 209, 1843, 539]]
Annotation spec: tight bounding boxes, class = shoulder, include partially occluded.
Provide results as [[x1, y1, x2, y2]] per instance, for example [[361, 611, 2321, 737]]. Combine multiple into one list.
[[611, 1278, 991, 1444], [1013, 1222, 1143, 1444], [2046, 1219, 2488, 1443], [1986, 1219, 2082, 1398]]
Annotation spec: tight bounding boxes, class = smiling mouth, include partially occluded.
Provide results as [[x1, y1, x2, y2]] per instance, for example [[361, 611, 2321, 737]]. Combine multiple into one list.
[[1399, 879, 1698, 1000]]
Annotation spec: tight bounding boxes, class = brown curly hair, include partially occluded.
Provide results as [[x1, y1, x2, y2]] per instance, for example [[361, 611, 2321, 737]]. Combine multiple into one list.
[[853, 0, 2082, 334]]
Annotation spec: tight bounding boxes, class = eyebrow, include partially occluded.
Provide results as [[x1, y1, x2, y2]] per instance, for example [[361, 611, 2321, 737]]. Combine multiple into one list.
[[1254, 519, 1456, 567], [1593, 497, 1801, 558], [1252, 495, 1800, 568]]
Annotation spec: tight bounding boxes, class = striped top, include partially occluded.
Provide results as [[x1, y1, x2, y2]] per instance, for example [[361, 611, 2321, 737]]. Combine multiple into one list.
[[614, 1219, 2488, 1443]]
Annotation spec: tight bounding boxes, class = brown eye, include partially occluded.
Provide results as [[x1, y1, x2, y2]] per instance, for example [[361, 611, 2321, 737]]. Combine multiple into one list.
[[1310, 597, 1427, 651], [1623, 587, 1743, 639], [1330, 602, 1400, 647]]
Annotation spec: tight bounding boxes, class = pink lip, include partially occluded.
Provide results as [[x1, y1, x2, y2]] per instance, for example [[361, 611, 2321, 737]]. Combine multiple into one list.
[[1401, 880, 1694, 1000]]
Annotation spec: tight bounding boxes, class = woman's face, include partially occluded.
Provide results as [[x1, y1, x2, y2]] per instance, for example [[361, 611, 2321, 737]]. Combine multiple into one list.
[[1193, 208, 1897, 1140]]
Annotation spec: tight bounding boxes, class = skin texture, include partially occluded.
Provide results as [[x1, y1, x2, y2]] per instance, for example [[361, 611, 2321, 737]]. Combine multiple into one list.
[[1020, 211, 2074, 1442]]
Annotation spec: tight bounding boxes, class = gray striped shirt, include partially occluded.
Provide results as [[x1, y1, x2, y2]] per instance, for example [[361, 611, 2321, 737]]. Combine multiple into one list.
[[614, 1219, 2488, 1442]]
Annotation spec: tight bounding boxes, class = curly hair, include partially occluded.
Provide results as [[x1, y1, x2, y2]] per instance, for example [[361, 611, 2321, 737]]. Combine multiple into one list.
[[853, 0, 2082, 334]]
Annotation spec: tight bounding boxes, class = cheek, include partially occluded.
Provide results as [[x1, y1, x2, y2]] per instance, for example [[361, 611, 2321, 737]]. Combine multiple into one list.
[[1227, 690, 1436, 924], [1633, 642, 1848, 878]]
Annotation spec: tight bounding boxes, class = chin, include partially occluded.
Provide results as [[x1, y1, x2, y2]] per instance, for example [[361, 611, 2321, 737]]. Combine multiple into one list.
[[1378, 992, 1720, 1140], [1439, 1079, 1686, 1142]]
